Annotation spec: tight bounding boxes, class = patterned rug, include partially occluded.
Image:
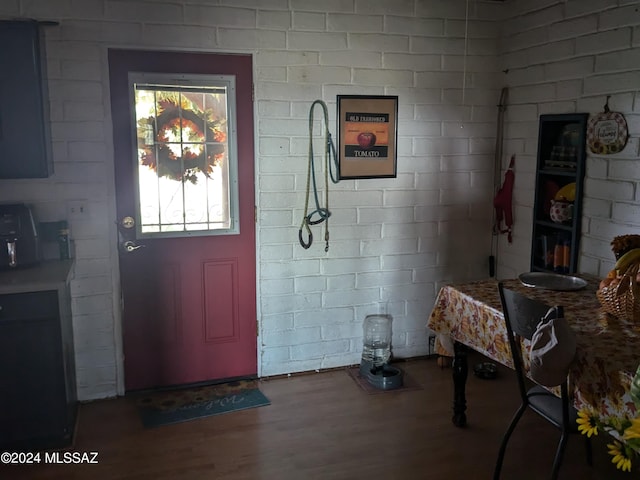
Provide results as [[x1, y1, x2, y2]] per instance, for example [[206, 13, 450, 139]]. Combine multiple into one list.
[[136, 379, 270, 428]]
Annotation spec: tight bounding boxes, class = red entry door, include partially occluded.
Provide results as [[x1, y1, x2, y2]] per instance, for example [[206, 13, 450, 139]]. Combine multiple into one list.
[[108, 50, 257, 391]]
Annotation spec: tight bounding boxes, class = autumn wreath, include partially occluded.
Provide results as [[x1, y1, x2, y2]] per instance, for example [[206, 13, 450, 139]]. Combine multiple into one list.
[[137, 92, 227, 184]]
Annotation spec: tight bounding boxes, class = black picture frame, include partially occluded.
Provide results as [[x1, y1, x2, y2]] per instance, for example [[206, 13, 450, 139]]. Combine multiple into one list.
[[337, 95, 398, 179]]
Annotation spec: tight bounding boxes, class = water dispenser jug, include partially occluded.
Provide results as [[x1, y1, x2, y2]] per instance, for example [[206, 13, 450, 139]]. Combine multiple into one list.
[[359, 314, 403, 390], [361, 314, 392, 370]]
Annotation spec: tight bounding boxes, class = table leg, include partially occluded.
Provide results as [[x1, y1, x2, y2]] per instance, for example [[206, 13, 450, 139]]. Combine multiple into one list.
[[452, 341, 468, 427]]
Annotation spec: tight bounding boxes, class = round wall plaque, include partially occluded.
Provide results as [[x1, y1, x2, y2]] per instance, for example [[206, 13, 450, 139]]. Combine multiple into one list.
[[587, 110, 629, 155]]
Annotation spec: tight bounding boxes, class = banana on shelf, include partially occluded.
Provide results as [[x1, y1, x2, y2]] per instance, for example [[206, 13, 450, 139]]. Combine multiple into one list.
[[554, 182, 576, 202]]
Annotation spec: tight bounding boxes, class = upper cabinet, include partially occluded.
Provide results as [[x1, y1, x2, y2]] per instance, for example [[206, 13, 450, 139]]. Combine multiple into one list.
[[530, 113, 588, 274], [0, 20, 53, 178]]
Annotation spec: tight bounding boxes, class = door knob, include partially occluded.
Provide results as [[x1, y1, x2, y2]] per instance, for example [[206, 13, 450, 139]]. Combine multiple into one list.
[[123, 240, 145, 253]]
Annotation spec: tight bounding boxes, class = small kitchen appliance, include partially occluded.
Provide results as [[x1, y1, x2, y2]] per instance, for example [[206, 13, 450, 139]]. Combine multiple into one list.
[[0, 204, 40, 269]]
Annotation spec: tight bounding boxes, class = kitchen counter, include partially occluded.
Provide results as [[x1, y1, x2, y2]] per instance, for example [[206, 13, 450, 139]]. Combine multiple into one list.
[[0, 259, 74, 295]]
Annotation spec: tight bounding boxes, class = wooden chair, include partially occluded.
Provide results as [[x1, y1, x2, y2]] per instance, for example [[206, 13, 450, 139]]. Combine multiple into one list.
[[494, 282, 592, 480]]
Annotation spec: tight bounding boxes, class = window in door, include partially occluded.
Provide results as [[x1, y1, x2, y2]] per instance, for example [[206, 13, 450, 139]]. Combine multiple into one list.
[[129, 73, 239, 237]]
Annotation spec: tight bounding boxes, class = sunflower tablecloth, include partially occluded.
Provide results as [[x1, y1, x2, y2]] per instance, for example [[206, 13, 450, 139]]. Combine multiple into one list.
[[427, 275, 639, 419]]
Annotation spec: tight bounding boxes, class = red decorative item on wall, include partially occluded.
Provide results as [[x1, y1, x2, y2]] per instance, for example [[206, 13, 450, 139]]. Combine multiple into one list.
[[493, 154, 515, 243]]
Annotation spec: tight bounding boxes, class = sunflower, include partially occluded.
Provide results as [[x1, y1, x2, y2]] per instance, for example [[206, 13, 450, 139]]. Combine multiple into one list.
[[623, 417, 640, 441], [608, 441, 633, 472], [577, 408, 600, 438]]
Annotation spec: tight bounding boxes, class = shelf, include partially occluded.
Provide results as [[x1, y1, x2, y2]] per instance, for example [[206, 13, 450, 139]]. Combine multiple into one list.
[[539, 168, 578, 177], [532, 266, 558, 274], [535, 220, 573, 231], [530, 113, 588, 274]]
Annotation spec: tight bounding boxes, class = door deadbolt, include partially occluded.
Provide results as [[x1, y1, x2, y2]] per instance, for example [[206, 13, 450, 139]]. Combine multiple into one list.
[[121, 216, 135, 229]]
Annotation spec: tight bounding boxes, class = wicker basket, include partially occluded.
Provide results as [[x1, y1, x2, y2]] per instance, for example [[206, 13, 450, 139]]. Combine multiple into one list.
[[596, 263, 640, 322]]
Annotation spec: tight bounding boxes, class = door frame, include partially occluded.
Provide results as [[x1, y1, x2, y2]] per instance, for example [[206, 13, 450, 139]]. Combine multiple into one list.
[[103, 48, 260, 396]]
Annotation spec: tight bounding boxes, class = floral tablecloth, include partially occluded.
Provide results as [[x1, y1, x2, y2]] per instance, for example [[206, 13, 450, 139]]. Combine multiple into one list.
[[427, 275, 640, 419]]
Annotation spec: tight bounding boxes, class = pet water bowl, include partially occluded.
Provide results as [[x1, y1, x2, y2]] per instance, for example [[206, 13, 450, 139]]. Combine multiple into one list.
[[473, 362, 498, 380], [365, 364, 404, 390]]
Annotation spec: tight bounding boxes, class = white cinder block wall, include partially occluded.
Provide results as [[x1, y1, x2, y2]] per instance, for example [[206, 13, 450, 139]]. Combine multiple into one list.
[[256, 0, 503, 377], [496, 0, 640, 281], [1, 0, 503, 401]]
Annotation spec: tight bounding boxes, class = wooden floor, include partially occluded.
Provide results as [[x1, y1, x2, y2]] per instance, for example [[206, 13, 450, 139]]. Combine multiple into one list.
[[5, 352, 637, 479]]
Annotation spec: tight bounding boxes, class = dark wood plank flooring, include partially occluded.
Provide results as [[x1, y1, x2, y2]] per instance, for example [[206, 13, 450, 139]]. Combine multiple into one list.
[[4, 351, 636, 479]]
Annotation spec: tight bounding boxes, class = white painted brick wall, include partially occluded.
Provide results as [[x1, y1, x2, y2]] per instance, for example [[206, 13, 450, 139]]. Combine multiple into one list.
[[499, 0, 640, 281], [0, 0, 535, 400]]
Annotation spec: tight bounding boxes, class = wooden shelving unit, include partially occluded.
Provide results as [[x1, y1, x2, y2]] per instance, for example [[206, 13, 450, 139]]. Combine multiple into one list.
[[530, 113, 588, 274]]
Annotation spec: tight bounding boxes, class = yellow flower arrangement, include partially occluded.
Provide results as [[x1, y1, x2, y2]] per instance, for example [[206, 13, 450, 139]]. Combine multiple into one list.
[[576, 409, 599, 438], [625, 418, 640, 440], [609, 441, 634, 472], [576, 365, 640, 473], [577, 408, 638, 472]]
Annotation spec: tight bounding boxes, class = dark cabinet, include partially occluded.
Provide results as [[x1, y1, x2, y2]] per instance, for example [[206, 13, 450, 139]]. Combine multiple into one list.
[[530, 113, 588, 274], [0, 20, 53, 178], [0, 286, 76, 450]]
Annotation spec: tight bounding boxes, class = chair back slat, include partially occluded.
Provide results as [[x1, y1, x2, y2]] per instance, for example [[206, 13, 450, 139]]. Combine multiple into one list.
[[498, 282, 553, 401], [499, 286, 551, 341]]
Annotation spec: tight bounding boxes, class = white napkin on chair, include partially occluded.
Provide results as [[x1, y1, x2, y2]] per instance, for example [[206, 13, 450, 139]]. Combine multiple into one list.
[[529, 307, 576, 387]]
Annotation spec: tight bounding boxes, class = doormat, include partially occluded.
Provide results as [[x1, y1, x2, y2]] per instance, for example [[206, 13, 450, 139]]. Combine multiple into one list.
[[136, 379, 270, 428], [346, 366, 423, 395]]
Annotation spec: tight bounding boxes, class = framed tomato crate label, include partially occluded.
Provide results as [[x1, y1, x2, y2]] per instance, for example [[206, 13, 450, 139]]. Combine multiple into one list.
[[337, 95, 398, 179]]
